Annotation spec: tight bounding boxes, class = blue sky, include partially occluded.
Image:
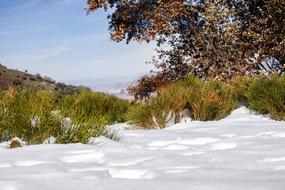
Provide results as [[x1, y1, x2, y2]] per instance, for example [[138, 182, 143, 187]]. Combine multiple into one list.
[[0, 0, 155, 85]]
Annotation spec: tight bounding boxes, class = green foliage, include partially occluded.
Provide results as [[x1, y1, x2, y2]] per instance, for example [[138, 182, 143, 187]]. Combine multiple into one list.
[[55, 122, 106, 144], [229, 76, 253, 104], [127, 103, 154, 129], [128, 76, 239, 129], [229, 75, 285, 120], [128, 75, 285, 129], [58, 90, 129, 124], [0, 89, 129, 144], [181, 77, 238, 121], [245, 76, 285, 120], [0, 88, 60, 144], [1, 75, 285, 142]]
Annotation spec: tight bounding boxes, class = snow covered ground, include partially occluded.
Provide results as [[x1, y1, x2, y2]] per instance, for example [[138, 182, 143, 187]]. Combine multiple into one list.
[[1, 107, 285, 190]]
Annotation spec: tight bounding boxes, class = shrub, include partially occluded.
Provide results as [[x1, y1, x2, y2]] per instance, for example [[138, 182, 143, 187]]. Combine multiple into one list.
[[58, 90, 130, 124], [1, 75, 285, 139], [182, 78, 238, 121], [127, 102, 154, 129], [229, 76, 254, 106], [128, 76, 239, 129], [127, 98, 175, 129], [245, 75, 285, 120], [0, 88, 60, 144], [55, 120, 107, 144], [0, 89, 126, 144]]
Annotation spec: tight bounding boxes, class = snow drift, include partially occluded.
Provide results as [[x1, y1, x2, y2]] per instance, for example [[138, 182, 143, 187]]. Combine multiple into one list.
[[0, 107, 285, 190]]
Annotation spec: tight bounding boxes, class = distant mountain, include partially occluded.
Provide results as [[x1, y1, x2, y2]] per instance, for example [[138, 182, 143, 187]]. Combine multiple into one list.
[[92, 82, 134, 100], [64, 75, 140, 100], [0, 64, 89, 95], [65, 75, 139, 87]]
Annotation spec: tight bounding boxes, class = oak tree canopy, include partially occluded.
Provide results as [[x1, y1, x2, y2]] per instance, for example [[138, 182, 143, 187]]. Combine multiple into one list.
[[87, 0, 285, 99]]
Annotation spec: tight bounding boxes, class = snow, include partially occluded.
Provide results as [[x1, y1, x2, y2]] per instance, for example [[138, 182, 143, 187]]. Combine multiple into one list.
[[1, 107, 285, 190], [210, 142, 238, 150]]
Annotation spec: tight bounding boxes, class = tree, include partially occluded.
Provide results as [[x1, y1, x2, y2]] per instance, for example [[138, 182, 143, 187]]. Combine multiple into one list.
[[87, 0, 285, 99], [232, 0, 285, 74]]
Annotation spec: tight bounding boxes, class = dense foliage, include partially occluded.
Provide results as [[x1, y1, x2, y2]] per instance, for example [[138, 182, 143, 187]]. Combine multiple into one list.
[[87, 0, 285, 99], [232, 75, 285, 121], [128, 75, 285, 129], [0, 76, 284, 140], [128, 76, 239, 129], [0, 89, 129, 144]]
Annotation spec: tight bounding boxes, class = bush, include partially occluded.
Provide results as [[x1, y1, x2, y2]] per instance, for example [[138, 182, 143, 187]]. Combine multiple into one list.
[[245, 75, 285, 120], [54, 120, 107, 144], [127, 99, 175, 129], [0, 89, 127, 144], [229, 76, 254, 106], [128, 76, 239, 129], [58, 90, 130, 124], [1, 75, 285, 141], [0, 88, 60, 144], [128, 75, 285, 129], [181, 78, 238, 121]]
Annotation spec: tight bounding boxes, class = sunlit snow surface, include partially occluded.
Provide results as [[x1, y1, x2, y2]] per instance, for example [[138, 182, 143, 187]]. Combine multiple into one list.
[[1, 107, 285, 190]]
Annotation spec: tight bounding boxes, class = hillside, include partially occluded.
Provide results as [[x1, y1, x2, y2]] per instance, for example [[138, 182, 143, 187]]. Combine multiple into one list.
[[0, 64, 89, 95]]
